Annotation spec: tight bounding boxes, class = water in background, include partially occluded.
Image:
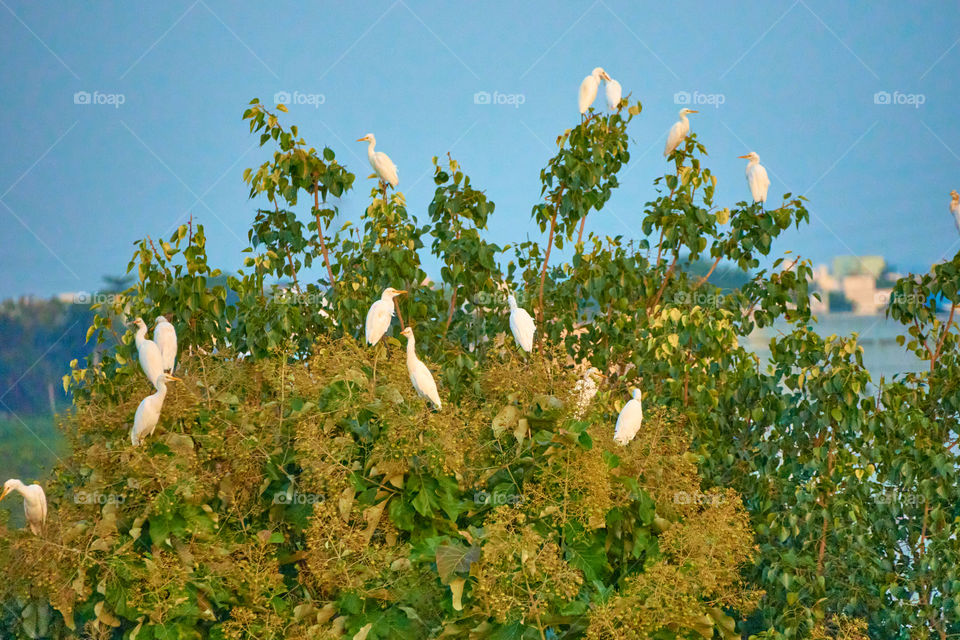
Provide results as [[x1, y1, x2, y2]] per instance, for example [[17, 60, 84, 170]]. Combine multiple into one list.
[[747, 313, 926, 382]]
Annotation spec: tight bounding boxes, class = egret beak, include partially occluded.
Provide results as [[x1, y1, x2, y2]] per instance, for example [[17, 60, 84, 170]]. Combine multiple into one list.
[[356, 137, 367, 142], [396, 290, 408, 295], [0, 487, 10, 502], [688, 110, 699, 113], [737, 154, 750, 159], [167, 375, 183, 382]]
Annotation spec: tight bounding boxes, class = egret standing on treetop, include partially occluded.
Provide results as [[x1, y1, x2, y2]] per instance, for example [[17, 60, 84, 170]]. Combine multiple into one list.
[[613, 388, 644, 445], [0, 479, 46, 535], [664, 108, 698, 157], [366, 287, 407, 346], [605, 75, 622, 111], [579, 67, 611, 116], [133, 317, 164, 389], [357, 133, 399, 195], [131, 373, 180, 447], [154, 315, 177, 372], [950, 190, 960, 232], [400, 327, 442, 410], [507, 293, 536, 352], [739, 152, 770, 206]]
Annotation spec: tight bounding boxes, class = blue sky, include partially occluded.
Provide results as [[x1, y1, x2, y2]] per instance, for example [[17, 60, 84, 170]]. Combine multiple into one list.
[[0, 1, 958, 299]]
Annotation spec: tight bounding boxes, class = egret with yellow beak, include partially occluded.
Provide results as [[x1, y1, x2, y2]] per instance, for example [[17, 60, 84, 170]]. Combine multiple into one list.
[[357, 133, 399, 199], [0, 479, 47, 535], [738, 152, 770, 206]]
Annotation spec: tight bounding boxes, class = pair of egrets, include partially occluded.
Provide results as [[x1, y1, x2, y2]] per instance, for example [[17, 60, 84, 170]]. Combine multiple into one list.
[[578, 66, 622, 114], [131, 317, 181, 447], [664, 108, 770, 205]]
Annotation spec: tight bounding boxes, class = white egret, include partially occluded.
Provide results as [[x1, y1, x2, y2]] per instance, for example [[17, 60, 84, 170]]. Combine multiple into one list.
[[133, 317, 164, 389], [605, 76, 622, 111], [507, 293, 536, 352], [738, 152, 770, 206], [664, 108, 698, 157], [0, 479, 47, 535], [357, 133, 399, 192], [365, 287, 407, 345], [950, 190, 960, 232], [578, 67, 610, 116], [154, 315, 177, 372], [400, 327, 442, 410], [613, 388, 643, 446], [573, 367, 604, 419], [131, 373, 180, 447]]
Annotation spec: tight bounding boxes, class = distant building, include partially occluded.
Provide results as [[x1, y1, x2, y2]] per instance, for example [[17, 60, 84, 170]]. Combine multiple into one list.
[[810, 256, 894, 315]]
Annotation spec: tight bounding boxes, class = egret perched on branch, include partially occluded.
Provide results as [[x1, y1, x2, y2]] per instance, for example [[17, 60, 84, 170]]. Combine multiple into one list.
[[400, 327, 442, 409], [131, 373, 180, 446], [738, 152, 770, 206], [950, 190, 960, 232], [605, 75, 622, 111], [133, 317, 164, 389], [664, 108, 698, 157], [613, 388, 643, 445], [578, 67, 611, 116], [357, 133, 399, 195], [507, 293, 536, 352], [154, 315, 177, 372], [0, 479, 46, 535], [365, 287, 407, 345], [573, 367, 605, 419]]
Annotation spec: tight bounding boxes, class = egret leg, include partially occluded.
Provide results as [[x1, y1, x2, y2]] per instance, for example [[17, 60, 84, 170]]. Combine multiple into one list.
[[371, 341, 385, 391]]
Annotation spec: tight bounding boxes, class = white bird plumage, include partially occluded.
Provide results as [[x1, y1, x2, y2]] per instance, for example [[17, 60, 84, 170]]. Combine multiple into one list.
[[131, 373, 179, 446], [578, 67, 610, 115], [154, 315, 177, 372], [950, 190, 960, 232], [0, 479, 47, 535], [739, 152, 770, 204], [613, 388, 644, 446], [365, 287, 407, 345], [664, 108, 698, 157], [357, 133, 399, 189], [133, 317, 164, 389], [605, 77, 622, 111], [507, 294, 536, 352], [400, 327, 442, 409]]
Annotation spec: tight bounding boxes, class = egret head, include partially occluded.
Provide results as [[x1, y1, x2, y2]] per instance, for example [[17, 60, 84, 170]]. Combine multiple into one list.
[[381, 287, 407, 301], [738, 152, 760, 163], [585, 367, 604, 380], [154, 372, 181, 390], [952, 190, 959, 202], [630, 387, 642, 401], [155, 315, 171, 325], [132, 317, 147, 330], [356, 133, 376, 144], [400, 326, 415, 340], [591, 67, 609, 81], [0, 479, 23, 501], [507, 293, 518, 309], [679, 108, 698, 117]]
